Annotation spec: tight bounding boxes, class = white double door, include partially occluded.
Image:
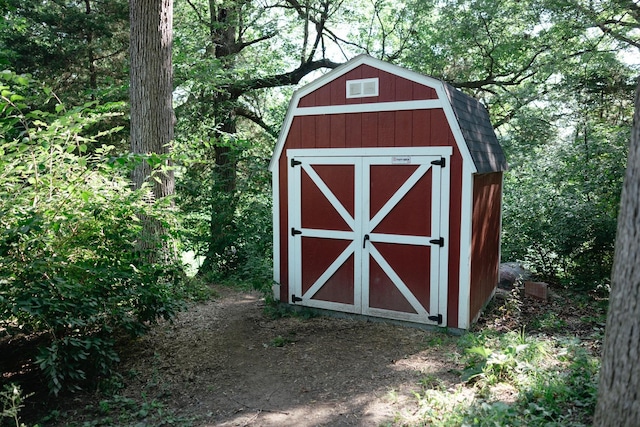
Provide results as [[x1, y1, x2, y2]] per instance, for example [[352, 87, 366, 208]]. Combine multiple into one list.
[[287, 147, 450, 325]]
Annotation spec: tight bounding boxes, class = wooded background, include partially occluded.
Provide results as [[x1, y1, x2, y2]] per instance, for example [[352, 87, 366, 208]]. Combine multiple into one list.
[[0, 0, 638, 422]]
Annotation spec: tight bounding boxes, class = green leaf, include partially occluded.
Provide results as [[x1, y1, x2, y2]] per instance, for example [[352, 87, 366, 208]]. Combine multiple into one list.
[[467, 346, 493, 358]]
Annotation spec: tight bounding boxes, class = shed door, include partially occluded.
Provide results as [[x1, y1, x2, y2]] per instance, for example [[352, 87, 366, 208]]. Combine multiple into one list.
[[287, 148, 450, 325]]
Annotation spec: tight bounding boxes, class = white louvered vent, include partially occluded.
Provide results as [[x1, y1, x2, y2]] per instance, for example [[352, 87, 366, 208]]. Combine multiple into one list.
[[346, 78, 379, 98]]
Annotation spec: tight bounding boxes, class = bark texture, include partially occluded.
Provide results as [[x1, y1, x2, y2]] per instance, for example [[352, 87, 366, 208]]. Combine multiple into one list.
[[130, 0, 174, 197], [129, 0, 175, 259], [593, 80, 640, 426]]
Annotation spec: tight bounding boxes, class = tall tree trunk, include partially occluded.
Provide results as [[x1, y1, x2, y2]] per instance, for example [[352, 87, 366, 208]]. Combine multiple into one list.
[[197, 3, 240, 274], [129, 0, 175, 259], [198, 108, 239, 275], [593, 79, 640, 425]]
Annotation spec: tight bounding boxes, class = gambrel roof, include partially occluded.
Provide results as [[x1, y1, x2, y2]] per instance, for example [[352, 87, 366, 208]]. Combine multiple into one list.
[[442, 83, 508, 173], [270, 55, 507, 174]]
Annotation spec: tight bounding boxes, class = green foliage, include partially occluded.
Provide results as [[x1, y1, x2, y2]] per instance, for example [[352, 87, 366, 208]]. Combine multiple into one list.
[[0, 0, 129, 103], [412, 331, 599, 426], [0, 384, 31, 427], [0, 72, 183, 395], [175, 126, 274, 290], [397, 0, 636, 291], [500, 80, 631, 288], [41, 393, 194, 426]]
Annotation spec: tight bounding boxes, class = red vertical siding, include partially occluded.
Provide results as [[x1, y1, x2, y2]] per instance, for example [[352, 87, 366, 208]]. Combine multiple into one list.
[[330, 115, 346, 148], [395, 111, 413, 146], [395, 76, 413, 100], [316, 115, 330, 147], [469, 173, 503, 323], [299, 116, 316, 148], [361, 113, 379, 147], [378, 71, 396, 103], [360, 64, 379, 79], [412, 110, 431, 147], [345, 113, 362, 146], [378, 112, 395, 146], [315, 84, 331, 106], [413, 83, 437, 101], [331, 74, 347, 105], [288, 115, 302, 148], [431, 109, 452, 145]]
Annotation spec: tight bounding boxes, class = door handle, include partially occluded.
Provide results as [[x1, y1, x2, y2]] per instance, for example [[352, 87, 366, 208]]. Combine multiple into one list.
[[363, 234, 370, 248]]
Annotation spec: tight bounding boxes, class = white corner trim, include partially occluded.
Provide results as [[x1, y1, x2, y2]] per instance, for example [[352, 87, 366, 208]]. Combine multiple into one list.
[[269, 96, 298, 172], [271, 166, 280, 286], [457, 162, 475, 329], [434, 85, 478, 175]]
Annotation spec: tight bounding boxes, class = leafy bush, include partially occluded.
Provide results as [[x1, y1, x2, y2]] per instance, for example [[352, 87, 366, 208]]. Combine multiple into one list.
[[0, 383, 31, 427], [0, 71, 183, 395], [501, 122, 627, 290]]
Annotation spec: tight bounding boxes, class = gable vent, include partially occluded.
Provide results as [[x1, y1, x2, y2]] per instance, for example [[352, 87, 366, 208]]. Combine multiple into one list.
[[346, 78, 379, 99]]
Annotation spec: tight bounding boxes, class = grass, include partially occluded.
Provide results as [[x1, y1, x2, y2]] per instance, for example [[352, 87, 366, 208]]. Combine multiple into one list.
[[36, 393, 198, 427], [398, 288, 603, 427], [403, 334, 599, 426]]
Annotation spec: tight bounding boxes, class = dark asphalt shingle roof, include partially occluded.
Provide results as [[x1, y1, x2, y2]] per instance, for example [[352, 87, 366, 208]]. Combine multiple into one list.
[[442, 83, 508, 173]]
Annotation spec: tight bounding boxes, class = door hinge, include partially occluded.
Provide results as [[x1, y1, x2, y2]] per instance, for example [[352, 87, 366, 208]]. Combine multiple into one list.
[[292, 295, 303, 303], [429, 237, 445, 247], [431, 157, 446, 167], [291, 228, 302, 236], [291, 158, 302, 167], [428, 314, 443, 324]]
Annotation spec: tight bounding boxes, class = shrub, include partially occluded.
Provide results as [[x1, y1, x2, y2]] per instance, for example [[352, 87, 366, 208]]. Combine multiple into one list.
[[0, 71, 183, 395]]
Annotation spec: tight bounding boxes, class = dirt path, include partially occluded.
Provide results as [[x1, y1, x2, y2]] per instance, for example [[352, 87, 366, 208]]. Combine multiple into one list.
[[52, 286, 463, 426]]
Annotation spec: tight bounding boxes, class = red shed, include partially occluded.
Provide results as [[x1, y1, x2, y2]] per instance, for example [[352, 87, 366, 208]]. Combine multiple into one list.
[[269, 55, 507, 330]]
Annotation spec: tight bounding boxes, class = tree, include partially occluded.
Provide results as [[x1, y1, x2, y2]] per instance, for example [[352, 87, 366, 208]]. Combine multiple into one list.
[[129, 0, 175, 258], [593, 77, 640, 427], [395, 0, 635, 287], [0, 0, 129, 104], [172, 0, 436, 276], [173, 0, 347, 274]]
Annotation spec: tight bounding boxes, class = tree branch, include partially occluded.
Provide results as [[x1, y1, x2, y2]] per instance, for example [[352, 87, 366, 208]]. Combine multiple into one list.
[[235, 105, 278, 138], [226, 58, 342, 97]]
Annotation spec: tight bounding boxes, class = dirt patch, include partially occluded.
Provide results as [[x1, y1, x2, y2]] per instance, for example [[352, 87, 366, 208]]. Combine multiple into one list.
[[40, 285, 461, 426]]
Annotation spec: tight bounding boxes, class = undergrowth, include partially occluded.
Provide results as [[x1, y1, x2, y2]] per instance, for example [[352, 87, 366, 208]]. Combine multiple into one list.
[[410, 329, 599, 426]]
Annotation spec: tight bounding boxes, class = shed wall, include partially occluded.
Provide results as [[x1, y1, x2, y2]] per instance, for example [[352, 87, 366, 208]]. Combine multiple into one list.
[[469, 172, 503, 322]]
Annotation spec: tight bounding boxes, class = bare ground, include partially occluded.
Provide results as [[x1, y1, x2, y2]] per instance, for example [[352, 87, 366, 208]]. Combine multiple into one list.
[[45, 285, 462, 426]]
